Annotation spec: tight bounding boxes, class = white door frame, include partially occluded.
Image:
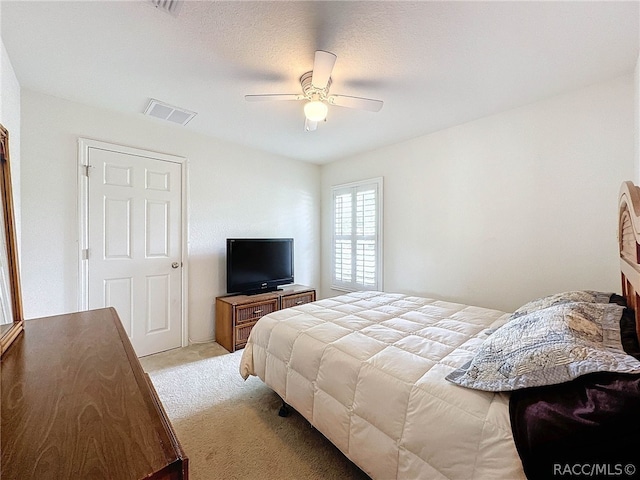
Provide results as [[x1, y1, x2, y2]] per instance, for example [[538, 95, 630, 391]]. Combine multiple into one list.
[[77, 138, 189, 349]]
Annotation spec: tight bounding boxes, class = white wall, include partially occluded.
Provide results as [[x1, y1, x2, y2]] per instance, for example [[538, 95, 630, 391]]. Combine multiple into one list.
[[20, 90, 320, 342], [14, 68, 639, 339], [321, 75, 635, 312], [0, 40, 20, 235], [635, 52, 640, 184]]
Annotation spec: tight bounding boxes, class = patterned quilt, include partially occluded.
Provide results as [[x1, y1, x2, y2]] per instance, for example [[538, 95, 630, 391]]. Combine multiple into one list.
[[240, 291, 526, 479]]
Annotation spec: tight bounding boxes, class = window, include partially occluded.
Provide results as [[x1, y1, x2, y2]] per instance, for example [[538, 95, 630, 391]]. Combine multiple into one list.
[[331, 177, 383, 291]]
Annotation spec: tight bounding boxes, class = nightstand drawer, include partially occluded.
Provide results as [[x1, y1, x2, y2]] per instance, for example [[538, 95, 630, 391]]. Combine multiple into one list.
[[281, 291, 316, 309], [235, 321, 257, 348], [235, 299, 278, 324], [215, 286, 316, 353]]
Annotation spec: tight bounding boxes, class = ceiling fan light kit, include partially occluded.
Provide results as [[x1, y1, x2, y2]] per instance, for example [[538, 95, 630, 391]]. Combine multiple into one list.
[[304, 100, 328, 122], [245, 50, 383, 132]]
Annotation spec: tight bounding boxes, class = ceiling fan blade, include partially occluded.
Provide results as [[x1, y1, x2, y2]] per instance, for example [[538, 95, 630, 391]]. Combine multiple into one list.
[[245, 94, 304, 102], [311, 50, 337, 89], [328, 95, 383, 112], [304, 118, 318, 132]]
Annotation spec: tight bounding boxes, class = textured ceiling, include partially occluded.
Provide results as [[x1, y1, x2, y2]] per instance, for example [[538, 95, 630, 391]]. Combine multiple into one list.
[[1, 1, 638, 164]]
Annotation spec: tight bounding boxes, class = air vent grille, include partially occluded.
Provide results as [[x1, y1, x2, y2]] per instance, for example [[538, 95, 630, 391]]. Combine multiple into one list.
[[149, 0, 183, 16], [144, 99, 197, 126]]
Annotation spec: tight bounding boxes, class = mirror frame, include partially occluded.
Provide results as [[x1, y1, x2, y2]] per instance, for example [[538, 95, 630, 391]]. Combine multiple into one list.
[[0, 123, 23, 356]]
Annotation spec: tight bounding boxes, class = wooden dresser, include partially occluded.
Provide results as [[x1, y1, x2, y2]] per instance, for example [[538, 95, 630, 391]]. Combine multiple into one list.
[[216, 285, 316, 352], [1, 308, 188, 480]]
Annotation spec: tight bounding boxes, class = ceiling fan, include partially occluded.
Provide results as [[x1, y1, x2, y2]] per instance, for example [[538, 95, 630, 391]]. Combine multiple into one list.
[[245, 51, 383, 132]]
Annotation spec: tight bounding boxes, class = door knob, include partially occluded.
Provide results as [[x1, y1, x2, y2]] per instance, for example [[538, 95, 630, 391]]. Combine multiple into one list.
[[172, 262, 180, 269]]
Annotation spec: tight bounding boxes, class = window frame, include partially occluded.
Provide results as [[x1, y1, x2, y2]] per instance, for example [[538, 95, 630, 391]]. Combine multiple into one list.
[[331, 177, 383, 292]]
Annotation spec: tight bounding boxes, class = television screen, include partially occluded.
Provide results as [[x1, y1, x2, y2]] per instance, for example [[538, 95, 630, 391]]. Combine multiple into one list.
[[226, 238, 294, 294]]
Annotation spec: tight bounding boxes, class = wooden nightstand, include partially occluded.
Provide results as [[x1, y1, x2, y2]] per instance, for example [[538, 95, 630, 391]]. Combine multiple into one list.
[[215, 285, 316, 352]]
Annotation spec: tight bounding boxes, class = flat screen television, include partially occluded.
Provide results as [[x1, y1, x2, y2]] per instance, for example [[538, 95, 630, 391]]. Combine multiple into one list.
[[226, 238, 294, 295]]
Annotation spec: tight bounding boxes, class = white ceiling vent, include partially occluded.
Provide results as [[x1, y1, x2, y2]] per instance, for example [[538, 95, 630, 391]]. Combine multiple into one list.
[[144, 99, 196, 126], [149, 0, 183, 16]]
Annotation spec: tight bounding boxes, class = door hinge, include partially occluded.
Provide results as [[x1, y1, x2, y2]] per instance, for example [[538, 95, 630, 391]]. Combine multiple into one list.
[[83, 165, 92, 176], [82, 248, 89, 260]]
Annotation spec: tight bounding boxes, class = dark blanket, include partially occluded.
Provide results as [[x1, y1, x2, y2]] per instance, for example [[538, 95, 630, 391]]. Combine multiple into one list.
[[509, 372, 640, 479]]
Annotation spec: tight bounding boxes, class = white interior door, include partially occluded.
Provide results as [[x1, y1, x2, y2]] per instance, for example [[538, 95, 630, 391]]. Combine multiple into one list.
[[80, 141, 185, 357]]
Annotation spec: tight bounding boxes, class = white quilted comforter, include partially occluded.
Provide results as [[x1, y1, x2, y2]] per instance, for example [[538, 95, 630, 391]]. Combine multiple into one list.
[[240, 291, 525, 480]]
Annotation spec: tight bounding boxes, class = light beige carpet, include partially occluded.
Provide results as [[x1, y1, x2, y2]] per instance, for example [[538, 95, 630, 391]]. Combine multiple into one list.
[[140, 342, 370, 480]]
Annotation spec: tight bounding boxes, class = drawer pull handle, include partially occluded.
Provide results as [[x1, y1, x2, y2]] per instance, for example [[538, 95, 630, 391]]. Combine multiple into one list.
[[295, 300, 303, 305], [253, 309, 263, 314]]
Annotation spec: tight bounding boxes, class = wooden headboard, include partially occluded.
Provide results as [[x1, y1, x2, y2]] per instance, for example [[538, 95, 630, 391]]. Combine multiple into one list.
[[618, 180, 640, 340]]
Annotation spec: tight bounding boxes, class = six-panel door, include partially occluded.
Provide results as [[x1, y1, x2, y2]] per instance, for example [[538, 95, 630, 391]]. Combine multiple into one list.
[[87, 147, 183, 357]]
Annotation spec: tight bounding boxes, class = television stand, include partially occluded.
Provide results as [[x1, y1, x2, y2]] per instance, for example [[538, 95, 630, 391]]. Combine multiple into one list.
[[215, 285, 316, 352]]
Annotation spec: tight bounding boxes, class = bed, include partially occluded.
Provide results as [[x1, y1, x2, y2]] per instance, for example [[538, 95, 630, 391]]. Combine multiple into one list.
[[239, 181, 640, 480]]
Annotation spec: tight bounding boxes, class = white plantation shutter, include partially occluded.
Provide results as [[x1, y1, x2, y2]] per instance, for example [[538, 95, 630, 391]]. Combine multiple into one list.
[[332, 178, 383, 291]]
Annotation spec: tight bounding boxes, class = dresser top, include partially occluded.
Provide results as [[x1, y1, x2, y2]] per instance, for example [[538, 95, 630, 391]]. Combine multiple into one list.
[[1, 308, 186, 480]]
